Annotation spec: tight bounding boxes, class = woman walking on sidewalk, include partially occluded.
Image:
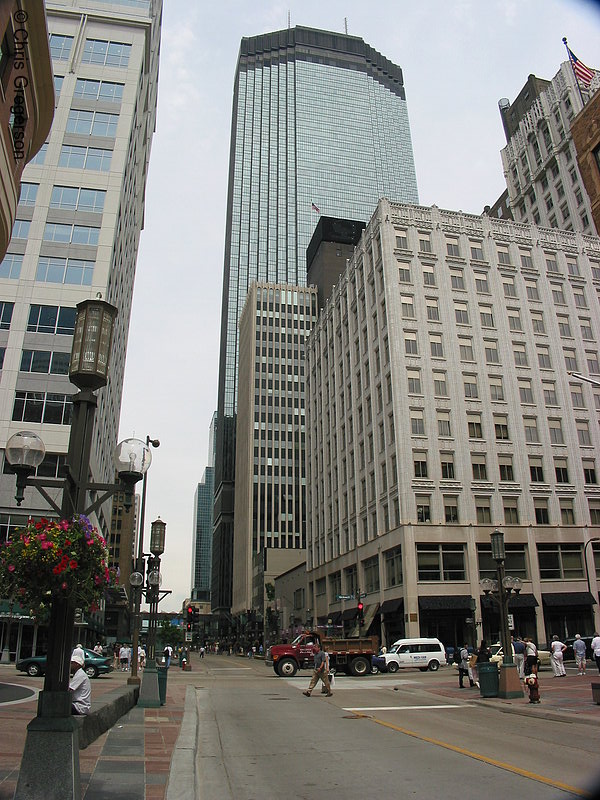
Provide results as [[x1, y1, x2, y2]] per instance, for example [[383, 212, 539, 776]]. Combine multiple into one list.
[[550, 635, 567, 676]]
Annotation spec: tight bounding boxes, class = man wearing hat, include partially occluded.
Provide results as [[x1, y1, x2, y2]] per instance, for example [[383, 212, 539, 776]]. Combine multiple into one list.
[[69, 653, 91, 715]]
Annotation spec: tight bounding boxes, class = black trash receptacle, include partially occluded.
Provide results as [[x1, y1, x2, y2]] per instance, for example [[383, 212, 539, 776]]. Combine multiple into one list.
[[157, 665, 168, 705], [478, 662, 499, 697]]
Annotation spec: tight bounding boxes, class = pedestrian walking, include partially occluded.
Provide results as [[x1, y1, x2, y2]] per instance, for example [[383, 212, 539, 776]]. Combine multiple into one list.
[[320, 649, 332, 693], [163, 644, 173, 668], [473, 639, 491, 688], [592, 632, 600, 674], [72, 643, 85, 663], [303, 642, 332, 697], [458, 643, 474, 688], [573, 634, 587, 675], [119, 644, 129, 671], [513, 636, 526, 679], [550, 635, 567, 676], [113, 643, 120, 670], [525, 637, 539, 676]]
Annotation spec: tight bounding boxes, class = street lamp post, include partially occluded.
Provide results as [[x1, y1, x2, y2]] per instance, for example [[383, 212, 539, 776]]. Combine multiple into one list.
[[128, 435, 159, 687], [480, 529, 524, 700], [137, 517, 170, 708], [6, 299, 151, 800]]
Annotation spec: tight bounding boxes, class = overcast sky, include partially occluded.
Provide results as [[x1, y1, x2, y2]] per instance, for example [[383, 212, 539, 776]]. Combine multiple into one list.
[[117, 0, 600, 613]]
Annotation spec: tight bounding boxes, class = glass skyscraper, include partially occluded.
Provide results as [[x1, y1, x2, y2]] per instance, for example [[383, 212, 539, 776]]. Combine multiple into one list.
[[213, 26, 419, 615]]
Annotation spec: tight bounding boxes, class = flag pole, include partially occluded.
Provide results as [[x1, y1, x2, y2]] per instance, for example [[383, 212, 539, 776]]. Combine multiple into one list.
[[563, 37, 586, 107]]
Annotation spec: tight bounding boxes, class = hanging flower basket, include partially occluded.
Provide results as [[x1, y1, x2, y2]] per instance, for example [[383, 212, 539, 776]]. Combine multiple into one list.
[[0, 515, 118, 612]]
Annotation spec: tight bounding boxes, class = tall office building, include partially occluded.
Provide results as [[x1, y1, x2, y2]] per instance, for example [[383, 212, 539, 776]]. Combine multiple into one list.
[[233, 282, 317, 616], [213, 25, 419, 617], [0, 1, 161, 551], [191, 413, 216, 603], [492, 62, 598, 234], [306, 199, 600, 647]]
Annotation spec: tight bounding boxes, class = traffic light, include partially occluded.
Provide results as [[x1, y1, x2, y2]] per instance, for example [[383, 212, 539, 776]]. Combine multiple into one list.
[[357, 601, 364, 626], [186, 622, 192, 632]]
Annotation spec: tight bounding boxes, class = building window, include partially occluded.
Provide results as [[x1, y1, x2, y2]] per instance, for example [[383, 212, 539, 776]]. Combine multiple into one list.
[[50, 185, 106, 213], [503, 277, 517, 298], [557, 315, 572, 337], [0, 254, 23, 279], [554, 457, 569, 483], [59, 145, 112, 172], [471, 453, 487, 481], [446, 236, 460, 258], [552, 284, 566, 305], [480, 305, 494, 328], [518, 379, 534, 404], [476, 496, 492, 523], [385, 546, 403, 587], [43, 223, 100, 246], [0, 302, 14, 330], [485, 340, 499, 364], [464, 374, 478, 399], [19, 182, 38, 206], [455, 302, 469, 325], [564, 348, 578, 371], [494, 414, 509, 440], [82, 39, 132, 68], [537, 544, 583, 578], [12, 220, 30, 239], [49, 34, 73, 60], [548, 418, 564, 445], [74, 78, 124, 103], [526, 280, 540, 300], [524, 417, 539, 443], [503, 497, 519, 525], [401, 295, 415, 318], [529, 456, 544, 482], [583, 459, 597, 484], [426, 298, 440, 321], [36, 257, 94, 287], [508, 309, 522, 332], [475, 273, 489, 294], [423, 266, 436, 286], [520, 249, 533, 269], [450, 269, 465, 290], [411, 410, 425, 436], [531, 311, 545, 334], [589, 500, 600, 525], [433, 372, 448, 397], [404, 331, 418, 355], [513, 343, 528, 367], [459, 337, 474, 361], [560, 499, 575, 525], [417, 543, 465, 581], [416, 495, 431, 523], [499, 455, 514, 482], [570, 384, 585, 408], [419, 233, 432, 253], [20, 350, 70, 375], [27, 305, 76, 335], [490, 377, 504, 402], [444, 496, 459, 523], [497, 244, 511, 265], [66, 109, 119, 138], [478, 544, 527, 580], [534, 499, 550, 524], [467, 412, 483, 439], [407, 369, 422, 394], [430, 333, 444, 358], [538, 346, 552, 370], [437, 410, 451, 437], [12, 391, 73, 425], [395, 232, 408, 249], [363, 555, 380, 593], [470, 242, 484, 261], [398, 262, 411, 283], [441, 454, 455, 479], [573, 288, 588, 309], [577, 420, 592, 446], [413, 452, 428, 478]]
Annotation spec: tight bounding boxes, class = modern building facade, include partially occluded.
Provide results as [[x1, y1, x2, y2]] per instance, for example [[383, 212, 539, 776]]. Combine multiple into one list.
[[233, 282, 317, 617], [306, 199, 600, 649], [213, 25, 419, 616], [0, 0, 161, 658], [0, 1, 54, 261], [191, 413, 216, 602], [496, 62, 598, 234]]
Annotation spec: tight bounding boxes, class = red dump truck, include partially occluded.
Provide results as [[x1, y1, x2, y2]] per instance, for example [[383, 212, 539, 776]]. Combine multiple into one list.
[[267, 631, 378, 677]]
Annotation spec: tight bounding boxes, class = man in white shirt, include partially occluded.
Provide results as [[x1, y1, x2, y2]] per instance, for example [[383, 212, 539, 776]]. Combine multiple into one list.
[[69, 653, 91, 715], [72, 643, 85, 663], [592, 632, 600, 674]]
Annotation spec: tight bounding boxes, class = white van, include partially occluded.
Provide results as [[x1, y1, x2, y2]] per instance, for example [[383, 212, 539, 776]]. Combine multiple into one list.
[[382, 638, 447, 672]]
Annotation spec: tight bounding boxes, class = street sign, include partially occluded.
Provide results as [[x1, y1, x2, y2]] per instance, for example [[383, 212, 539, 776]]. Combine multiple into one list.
[[336, 594, 353, 600], [507, 613, 515, 630]]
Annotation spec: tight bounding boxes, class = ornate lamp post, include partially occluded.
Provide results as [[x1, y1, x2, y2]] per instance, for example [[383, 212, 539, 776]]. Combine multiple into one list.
[[128, 435, 159, 687], [136, 517, 170, 708], [480, 529, 524, 699], [6, 298, 151, 800]]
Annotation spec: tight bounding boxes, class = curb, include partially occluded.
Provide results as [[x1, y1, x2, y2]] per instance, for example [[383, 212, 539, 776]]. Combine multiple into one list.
[[166, 684, 198, 800]]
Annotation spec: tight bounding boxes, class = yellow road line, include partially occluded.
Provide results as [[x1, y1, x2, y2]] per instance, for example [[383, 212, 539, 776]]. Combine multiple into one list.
[[356, 713, 590, 797]]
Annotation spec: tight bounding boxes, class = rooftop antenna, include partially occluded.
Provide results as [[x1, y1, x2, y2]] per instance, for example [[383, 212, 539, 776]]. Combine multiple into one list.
[[344, 17, 348, 34], [288, 10, 291, 28]]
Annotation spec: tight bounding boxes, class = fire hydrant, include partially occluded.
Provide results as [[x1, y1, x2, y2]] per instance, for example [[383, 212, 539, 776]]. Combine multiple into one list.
[[525, 673, 540, 703]]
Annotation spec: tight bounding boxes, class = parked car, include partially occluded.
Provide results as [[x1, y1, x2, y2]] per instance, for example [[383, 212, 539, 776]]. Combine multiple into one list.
[[489, 642, 550, 669], [376, 638, 447, 673], [16, 647, 113, 679], [563, 635, 594, 661]]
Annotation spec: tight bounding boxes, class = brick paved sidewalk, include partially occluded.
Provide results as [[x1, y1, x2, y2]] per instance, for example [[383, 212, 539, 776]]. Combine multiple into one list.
[[427, 664, 600, 724], [0, 656, 199, 800]]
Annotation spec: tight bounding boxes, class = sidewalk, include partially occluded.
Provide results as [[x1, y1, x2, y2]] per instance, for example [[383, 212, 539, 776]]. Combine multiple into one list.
[[425, 664, 600, 726], [0, 656, 198, 800]]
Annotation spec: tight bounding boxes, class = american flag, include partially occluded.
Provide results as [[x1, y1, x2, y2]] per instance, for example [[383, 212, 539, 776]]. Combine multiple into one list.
[[311, 201, 320, 214], [566, 45, 595, 87]]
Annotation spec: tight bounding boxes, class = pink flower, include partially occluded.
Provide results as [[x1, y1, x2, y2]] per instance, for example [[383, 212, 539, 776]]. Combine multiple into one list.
[[8, 564, 15, 572], [61, 582, 67, 590]]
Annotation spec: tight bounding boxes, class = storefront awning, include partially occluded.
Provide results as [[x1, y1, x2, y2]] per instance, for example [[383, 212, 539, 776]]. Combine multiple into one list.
[[419, 595, 472, 611], [542, 592, 596, 607], [380, 598, 404, 615], [481, 593, 538, 610]]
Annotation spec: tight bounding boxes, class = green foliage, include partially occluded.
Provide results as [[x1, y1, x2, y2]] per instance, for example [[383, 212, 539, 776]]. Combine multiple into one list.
[[265, 582, 275, 601]]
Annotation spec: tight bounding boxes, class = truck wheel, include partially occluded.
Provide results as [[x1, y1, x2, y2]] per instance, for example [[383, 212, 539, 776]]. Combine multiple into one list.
[[387, 661, 399, 674], [277, 658, 298, 677], [350, 656, 370, 677], [428, 659, 440, 672], [371, 664, 379, 674]]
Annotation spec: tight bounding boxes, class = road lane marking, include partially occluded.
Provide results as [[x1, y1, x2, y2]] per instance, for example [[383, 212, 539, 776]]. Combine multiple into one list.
[[208, 667, 252, 671], [356, 713, 590, 797], [345, 705, 473, 711]]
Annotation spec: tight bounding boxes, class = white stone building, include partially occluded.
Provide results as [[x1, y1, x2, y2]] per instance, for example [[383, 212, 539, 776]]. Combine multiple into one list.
[[306, 199, 600, 648]]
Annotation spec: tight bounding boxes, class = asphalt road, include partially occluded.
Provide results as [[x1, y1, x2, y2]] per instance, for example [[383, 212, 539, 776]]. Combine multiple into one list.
[[190, 659, 600, 800]]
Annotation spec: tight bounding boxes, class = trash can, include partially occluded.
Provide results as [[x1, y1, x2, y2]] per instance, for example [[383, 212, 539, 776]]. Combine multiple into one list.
[[157, 665, 168, 705], [478, 662, 499, 697]]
